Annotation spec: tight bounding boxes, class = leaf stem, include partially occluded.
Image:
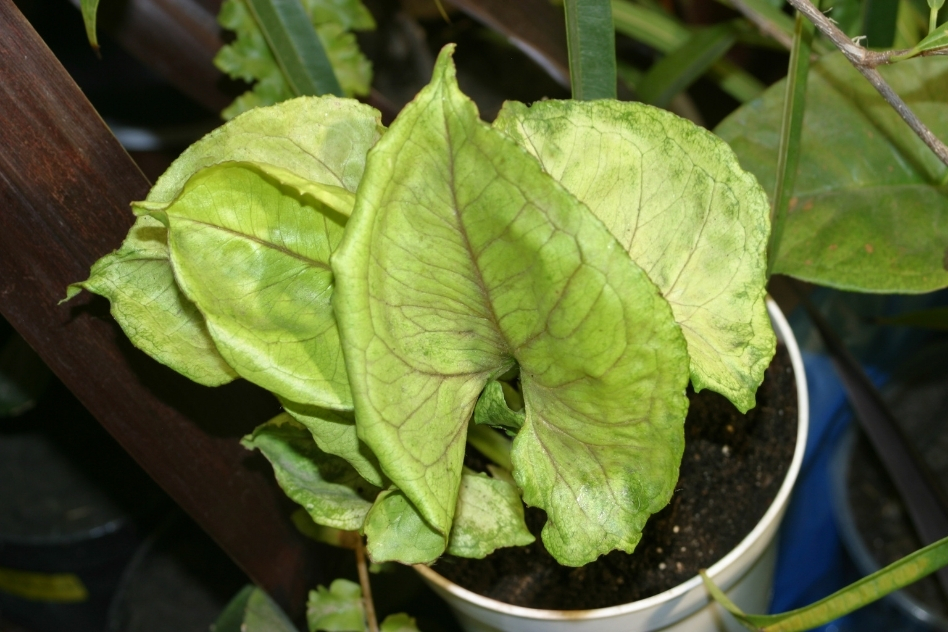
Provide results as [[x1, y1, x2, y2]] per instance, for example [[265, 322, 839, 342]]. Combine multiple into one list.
[[768, 11, 814, 275], [355, 537, 379, 632]]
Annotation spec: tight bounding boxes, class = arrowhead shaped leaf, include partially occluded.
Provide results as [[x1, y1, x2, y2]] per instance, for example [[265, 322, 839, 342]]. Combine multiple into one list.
[[306, 579, 365, 632], [716, 54, 948, 292], [71, 98, 382, 388], [157, 162, 352, 408], [243, 414, 379, 531], [281, 399, 385, 487], [494, 99, 774, 413], [67, 215, 238, 386], [334, 46, 690, 565]]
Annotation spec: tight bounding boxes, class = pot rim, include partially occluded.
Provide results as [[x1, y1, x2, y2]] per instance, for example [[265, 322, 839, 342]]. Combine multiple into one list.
[[414, 297, 809, 621]]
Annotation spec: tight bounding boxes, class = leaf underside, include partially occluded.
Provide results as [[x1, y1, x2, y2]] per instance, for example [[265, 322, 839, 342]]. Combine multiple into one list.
[[495, 99, 774, 413], [334, 46, 690, 566], [70, 98, 382, 393], [243, 414, 379, 531], [716, 54, 948, 293], [159, 162, 352, 408]]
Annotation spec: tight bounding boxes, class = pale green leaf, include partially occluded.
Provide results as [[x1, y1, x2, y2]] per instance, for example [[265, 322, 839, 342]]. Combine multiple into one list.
[[363, 489, 446, 565], [149, 96, 383, 204], [242, 414, 379, 531], [473, 381, 525, 434], [67, 215, 237, 387], [290, 509, 361, 549], [281, 399, 385, 487], [69, 98, 381, 389], [307, 579, 364, 632], [716, 54, 948, 293], [379, 613, 420, 632], [214, 0, 374, 119], [447, 473, 534, 559], [495, 99, 773, 413], [466, 423, 513, 471], [334, 46, 690, 565], [158, 162, 351, 408]]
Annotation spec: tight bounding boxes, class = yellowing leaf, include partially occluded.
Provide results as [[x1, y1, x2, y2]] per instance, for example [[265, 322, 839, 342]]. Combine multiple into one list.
[[495, 99, 774, 412], [334, 46, 689, 565]]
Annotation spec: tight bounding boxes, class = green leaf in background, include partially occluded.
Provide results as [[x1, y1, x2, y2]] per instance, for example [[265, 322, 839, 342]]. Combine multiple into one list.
[[334, 46, 690, 566], [214, 586, 298, 632], [66, 215, 238, 387], [611, 0, 765, 103], [563, 0, 617, 99], [495, 99, 773, 413], [768, 10, 816, 275], [446, 473, 534, 559], [153, 162, 352, 408], [243, 414, 380, 531], [379, 613, 420, 632], [472, 381, 525, 434], [307, 579, 364, 632], [716, 55, 948, 293], [68, 98, 382, 389], [363, 490, 446, 564], [79, 0, 100, 51], [702, 535, 948, 631], [636, 24, 737, 108], [244, 0, 343, 97], [213, 585, 255, 632], [281, 400, 385, 487], [364, 473, 534, 563], [893, 20, 948, 59], [215, 0, 374, 119]]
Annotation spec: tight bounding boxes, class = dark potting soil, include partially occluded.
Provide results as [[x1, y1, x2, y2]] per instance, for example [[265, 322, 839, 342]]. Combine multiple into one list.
[[436, 343, 797, 610]]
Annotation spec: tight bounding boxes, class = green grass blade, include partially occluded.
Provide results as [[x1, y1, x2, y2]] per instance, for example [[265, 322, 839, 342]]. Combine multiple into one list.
[[612, 0, 764, 102], [702, 536, 948, 632], [80, 0, 100, 51], [244, 0, 343, 97], [564, 0, 617, 99], [768, 11, 813, 275], [637, 24, 736, 108]]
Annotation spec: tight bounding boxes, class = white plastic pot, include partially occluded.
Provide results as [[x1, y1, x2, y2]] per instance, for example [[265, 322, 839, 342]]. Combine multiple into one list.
[[415, 299, 809, 632]]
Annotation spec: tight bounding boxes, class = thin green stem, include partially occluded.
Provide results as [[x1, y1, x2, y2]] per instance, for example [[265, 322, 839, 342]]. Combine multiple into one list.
[[768, 10, 814, 276]]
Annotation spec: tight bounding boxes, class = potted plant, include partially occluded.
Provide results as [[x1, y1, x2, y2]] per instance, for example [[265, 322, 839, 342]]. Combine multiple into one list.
[[63, 0, 948, 626], [64, 34, 808, 629]]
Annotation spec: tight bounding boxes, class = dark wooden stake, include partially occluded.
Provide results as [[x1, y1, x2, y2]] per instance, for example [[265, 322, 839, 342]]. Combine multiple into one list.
[[0, 0, 340, 617]]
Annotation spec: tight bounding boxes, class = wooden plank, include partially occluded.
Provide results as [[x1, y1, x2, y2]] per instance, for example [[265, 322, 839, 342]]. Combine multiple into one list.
[[0, 0, 338, 617]]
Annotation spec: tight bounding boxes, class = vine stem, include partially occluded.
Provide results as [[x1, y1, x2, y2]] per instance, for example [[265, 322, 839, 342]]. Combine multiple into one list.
[[355, 537, 379, 632], [778, 0, 948, 167]]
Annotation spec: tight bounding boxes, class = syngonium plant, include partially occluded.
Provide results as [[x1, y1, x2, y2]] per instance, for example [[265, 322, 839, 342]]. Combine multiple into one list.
[[67, 45, 774, 568]]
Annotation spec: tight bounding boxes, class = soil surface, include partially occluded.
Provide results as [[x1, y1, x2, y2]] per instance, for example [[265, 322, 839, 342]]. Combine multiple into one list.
[[435, 343, 797, 610]]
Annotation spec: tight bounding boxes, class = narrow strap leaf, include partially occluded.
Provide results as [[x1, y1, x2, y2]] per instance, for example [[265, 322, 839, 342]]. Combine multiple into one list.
[[244, 0, 344, 97], [637, 24, 737, 108], [701, 535, 948, 632], [768, 10, 814, 275], [563, 0, 617, 99], [79, 0, 100, 51]]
